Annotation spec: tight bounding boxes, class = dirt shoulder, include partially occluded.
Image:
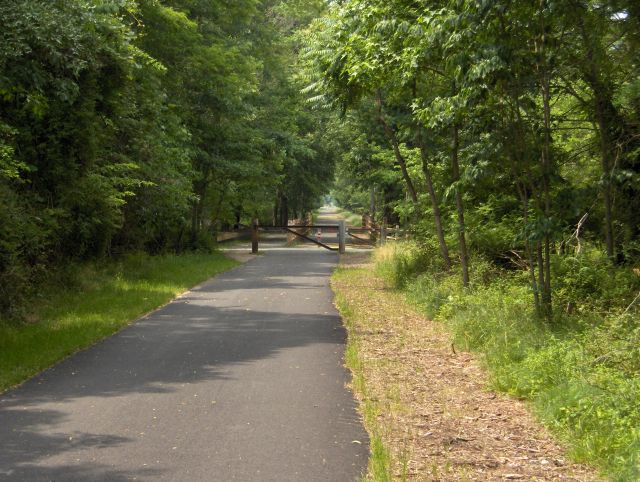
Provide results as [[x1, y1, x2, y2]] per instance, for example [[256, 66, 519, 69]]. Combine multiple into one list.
[[332, 253, 599, 481]]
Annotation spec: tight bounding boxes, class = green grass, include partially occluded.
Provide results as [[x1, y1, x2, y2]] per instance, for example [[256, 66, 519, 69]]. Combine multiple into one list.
[[0, 252, 239, 392], [374, 241, 640, 481], [334, 208, 362, 227], [333, 266, 393, 482]]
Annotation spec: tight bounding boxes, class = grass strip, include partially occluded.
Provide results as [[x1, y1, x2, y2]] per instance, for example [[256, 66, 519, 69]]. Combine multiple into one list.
[[333, 252, 598, 481], [0, 252, 239, 392], [332, 261, 394, 481]]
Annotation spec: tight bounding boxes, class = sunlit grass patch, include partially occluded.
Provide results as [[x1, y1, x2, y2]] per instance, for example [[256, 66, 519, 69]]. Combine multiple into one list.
[[332, 263, 395, 481], [0, 252, 239, 392]]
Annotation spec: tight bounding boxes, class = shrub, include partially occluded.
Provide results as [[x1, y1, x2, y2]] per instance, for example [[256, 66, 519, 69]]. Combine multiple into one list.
[[552, 249, 640, 312], [373, 243, 640, 480], [374, 241, 431, 289]]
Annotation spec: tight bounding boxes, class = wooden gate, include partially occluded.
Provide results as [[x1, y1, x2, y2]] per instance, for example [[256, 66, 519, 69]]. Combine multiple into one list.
[[251, 221, 346, 253]]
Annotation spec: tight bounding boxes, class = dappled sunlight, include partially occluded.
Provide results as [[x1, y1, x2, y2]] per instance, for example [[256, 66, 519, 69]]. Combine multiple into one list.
[[0, 249, 368, 480]]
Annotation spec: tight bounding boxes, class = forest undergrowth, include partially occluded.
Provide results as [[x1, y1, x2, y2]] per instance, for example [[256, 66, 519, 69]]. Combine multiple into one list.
[[333, 252, 598, 481], [374, 242, 639, 481]]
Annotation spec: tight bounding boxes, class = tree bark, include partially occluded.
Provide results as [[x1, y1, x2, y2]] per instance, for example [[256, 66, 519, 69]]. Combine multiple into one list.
[[412, 77, 452, 270], [369, 187, 376, 219], [375, 91, 419, 204], [451, 125, 470, 287], [589, 79, 619, 261], [190, 188, 205, 244], [511, 86, 542, 315], [573, 0, 623, 260], [536, 0, 553, 318], [279, 194, 289, 226], [418, 142, 452, 271], [273, 195, 280, 226], [519, 184, 541, 316]]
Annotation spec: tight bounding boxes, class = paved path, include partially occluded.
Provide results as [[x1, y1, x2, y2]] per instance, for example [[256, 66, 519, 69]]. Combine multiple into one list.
[[0, 248, 368, 481]]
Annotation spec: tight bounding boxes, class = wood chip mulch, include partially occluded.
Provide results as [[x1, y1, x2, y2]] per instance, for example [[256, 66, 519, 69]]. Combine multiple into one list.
[[332, 255, 600, 481]]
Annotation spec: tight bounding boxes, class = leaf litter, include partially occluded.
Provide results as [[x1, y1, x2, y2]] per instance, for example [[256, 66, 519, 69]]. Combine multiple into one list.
[[332, 253, 599, 481]]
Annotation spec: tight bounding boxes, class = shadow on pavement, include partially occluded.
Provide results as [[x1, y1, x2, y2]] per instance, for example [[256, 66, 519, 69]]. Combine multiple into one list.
[[0, 249, 364, 481]]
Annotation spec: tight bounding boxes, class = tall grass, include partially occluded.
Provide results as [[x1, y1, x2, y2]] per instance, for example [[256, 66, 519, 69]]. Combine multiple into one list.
[[375, 241, 640, 481], [0, 252, 238, 392]]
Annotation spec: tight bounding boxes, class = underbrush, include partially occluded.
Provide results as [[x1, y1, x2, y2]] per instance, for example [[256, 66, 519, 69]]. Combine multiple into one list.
[[374, 242, 640, 481], [0, 252, 238, 392]]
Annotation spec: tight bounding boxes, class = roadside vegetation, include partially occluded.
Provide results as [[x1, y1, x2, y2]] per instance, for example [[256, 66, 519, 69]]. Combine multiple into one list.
[[0, 1, 337, 322], [374, 242, 639, 481], [0, 252, 238, 392], [303, 2, 640, 480], [333, 253, 598, 481]]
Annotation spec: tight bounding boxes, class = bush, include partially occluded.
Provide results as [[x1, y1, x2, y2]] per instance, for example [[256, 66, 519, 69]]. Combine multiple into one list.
[[374, 241, 431, 289], [552, 249, 640, 313], [0, 183, 57, 320]]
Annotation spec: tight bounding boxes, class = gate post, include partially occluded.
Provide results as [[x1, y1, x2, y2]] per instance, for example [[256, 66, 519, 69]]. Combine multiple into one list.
[[380, 217, 387, 246], [251, 218, 259, 254], [338, 220, 346, 254]]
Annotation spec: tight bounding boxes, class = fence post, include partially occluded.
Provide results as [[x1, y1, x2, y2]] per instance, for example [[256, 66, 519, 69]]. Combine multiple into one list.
[[251, 218, 259, 254], [338, 220, 346, 254], [380, 217, 387, 245]]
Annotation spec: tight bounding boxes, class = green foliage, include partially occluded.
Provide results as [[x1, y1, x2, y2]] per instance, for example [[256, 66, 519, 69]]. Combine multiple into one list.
[[464, 199, 521, 263], [375, 242, 640, 480], [0, 184, 56, 318], [0, 0, 337, 317], [305, 0, 640, 315], [553, 250, 640, 312]]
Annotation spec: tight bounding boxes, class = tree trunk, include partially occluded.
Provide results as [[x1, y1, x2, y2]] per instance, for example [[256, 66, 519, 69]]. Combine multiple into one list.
[[537, 1, 553, 318], [190, 165, 210, 245], [537, 240, 545, 310], [411, 77, 452, 271], [519, 185, 541, 316], [511, 87, 542, 314], [574, 1, 623, 260], [419, 145, 452, 271], [591, 89, 619, 261], [451, 125, 470, 286], [279, 194, 289, 226], [190, 202, 198, 244], [190, 192, 205, 245], [375, 91, 419, 204], [211, 184, 228, 228], [541, 81, 553, 318], [273, 195, 280, 226], [369, 187, 376, 219]]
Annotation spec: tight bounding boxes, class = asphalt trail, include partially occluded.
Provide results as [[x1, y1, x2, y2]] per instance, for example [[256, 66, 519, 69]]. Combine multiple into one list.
[[0, 248, 368, 481]]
